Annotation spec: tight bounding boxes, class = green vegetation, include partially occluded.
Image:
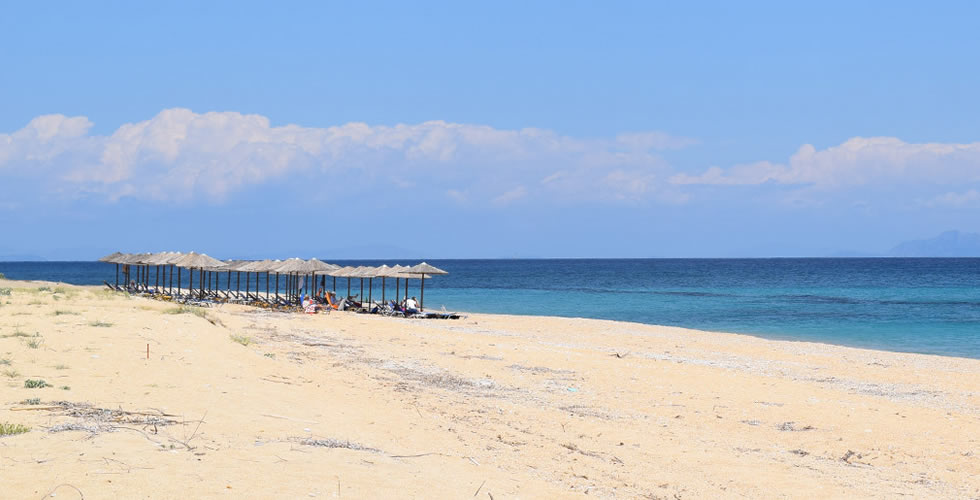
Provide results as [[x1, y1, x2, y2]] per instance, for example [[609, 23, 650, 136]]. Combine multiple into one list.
[[54, 364, 69, 370], [24, 379, 49, 388], [37, 286, 52, 292], [0, 288, 11, 296], [53, 309, 79, 316], [229, 334, 252, 346], [92, 289, 128, 300], [88, 320, 113, 327], [166, 305, 224, 326], [165, 305, 209, 318], [1, 330, 31, 338], [263, 352, 276, 359], [20, 398, 40, 405], [0, 358, 10, 366], [25, 335, 43, 349], [0, 423, 30, 436], [27, 299, 43, 305], [0, 272, 6, 280], [60, 385, 71, 391]]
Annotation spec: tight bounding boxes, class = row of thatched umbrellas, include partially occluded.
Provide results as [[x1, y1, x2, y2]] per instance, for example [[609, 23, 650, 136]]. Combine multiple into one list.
[[98, 251, 448, 310]]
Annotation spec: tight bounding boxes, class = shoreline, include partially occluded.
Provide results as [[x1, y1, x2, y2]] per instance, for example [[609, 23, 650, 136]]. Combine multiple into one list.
[[7, 277, 980, 363], [2, 279, 978, 497], [3, 270, 980, 360]]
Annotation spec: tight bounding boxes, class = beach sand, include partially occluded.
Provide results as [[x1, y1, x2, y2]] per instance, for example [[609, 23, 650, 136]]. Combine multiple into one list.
[[1, 279, 978, 499]]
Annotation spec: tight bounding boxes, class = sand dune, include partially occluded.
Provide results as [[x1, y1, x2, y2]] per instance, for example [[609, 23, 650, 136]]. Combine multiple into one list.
[[1, 279, 978, 499]]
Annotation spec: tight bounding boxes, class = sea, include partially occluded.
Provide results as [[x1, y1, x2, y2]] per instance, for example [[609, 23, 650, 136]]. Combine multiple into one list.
[[2, 258, 979, 359]]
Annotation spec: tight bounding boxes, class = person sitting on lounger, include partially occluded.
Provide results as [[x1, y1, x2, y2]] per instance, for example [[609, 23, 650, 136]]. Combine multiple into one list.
[[404, 296, 420, 315], [304, 296, 318, 314]]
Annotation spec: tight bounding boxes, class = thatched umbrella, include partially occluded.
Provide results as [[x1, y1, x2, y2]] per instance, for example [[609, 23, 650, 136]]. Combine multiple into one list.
[[145, 251, 180, 292], [404, 262, 448, 310], [253, 259, 283, 302], [237, 260, 260, 299], [245, 259, 282, 301], [174, 252, 227, 299], [119, 253, 152, 290], [350, 266, 371, 303], [306, 259, 339, 301], [98, 252, 124, 287], [328, 266, 357, 300], [222, 260, 246, 297], [353, 266, 380, 305], [274, 258, 314, 303], [374, 264, 395, 303], [155, 252, 184, 295], [387, 264, 408, 302]]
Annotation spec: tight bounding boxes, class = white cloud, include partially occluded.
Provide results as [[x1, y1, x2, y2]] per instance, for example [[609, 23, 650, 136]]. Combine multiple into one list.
[[615, 131, 698, 151], [0, 108, 686, 204], [924, 189, 980, 208], [492, 186, 528, 206], [672, 137, 980, 188]]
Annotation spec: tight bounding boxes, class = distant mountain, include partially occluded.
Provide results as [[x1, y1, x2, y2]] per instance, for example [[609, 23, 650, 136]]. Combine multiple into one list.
[[888, 230, 980, 257]]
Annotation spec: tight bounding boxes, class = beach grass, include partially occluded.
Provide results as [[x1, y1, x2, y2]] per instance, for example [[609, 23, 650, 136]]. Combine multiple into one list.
[[165, 305, 209, 318], [92, 289, 128, 300], [53, 309, 79, 316], [54, 364, 69, 370], [0, 287, 11, 296], [0, 358, 11, 366], [88, 320, 113, 327], [20, 398, 40, 405], [24, 379, 49, 389], [165, 305, 224, 326], [25, 335, 43, 349], [230, 334, 252, 346], [2, 330, 31, 338], [0, 423, 30, 437]]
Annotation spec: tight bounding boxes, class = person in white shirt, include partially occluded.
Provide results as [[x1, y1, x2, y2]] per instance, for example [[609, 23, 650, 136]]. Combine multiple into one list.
[[404, 296, 420, 314]]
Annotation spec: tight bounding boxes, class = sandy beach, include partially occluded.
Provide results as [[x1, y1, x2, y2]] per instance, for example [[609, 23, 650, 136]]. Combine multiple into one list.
[[1, 279, 978, 499]]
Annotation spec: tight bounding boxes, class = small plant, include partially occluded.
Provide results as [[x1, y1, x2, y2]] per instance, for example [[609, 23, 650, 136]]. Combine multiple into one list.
[[60, 385, 71, 391], [229, 334, 252, 347], [0, 423, 30, 436], [165, 306, 223, 326], [0, 272, 6, 280], [25, 335, 43, 349], [0, 287, 11, 296], [27, 299, 43, 305], [20, 398, 40, 405], [165, 305, 209, 318], [0, 358, 10, 366], [2, 330, 31, 338], [24, 379, 49, 389], [88, 320, 113, 327], [263, 353, 276, 359], [53, 310, 79, 316], [3, 369, 20, 378], [37, 286, 52, 292], [54, 364, 69, 370]]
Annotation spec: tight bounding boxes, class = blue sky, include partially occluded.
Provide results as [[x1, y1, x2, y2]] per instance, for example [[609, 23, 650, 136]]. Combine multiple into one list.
[[1, 1, 979, 259]]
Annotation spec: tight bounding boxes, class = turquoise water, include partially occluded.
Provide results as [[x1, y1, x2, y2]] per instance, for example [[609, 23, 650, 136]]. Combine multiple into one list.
[[2, 258, 978, 359]]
